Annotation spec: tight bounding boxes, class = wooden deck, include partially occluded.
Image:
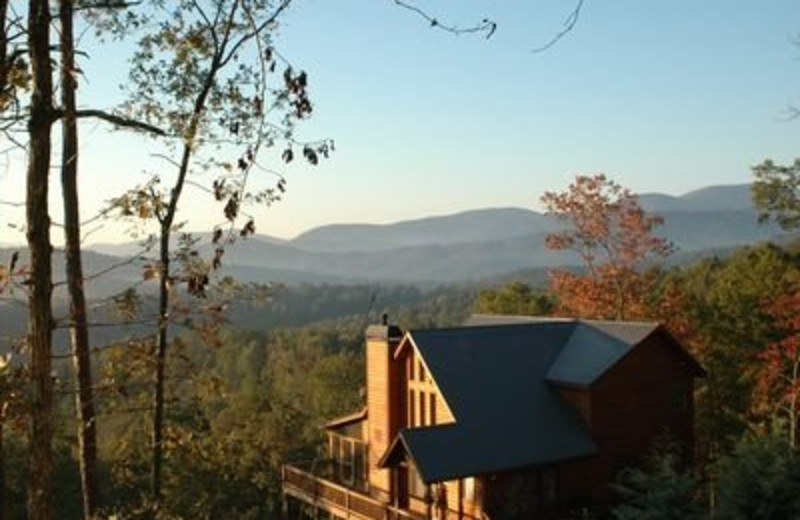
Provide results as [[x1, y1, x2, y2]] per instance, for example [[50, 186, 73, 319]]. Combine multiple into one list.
[[282, 464, 424, 520]]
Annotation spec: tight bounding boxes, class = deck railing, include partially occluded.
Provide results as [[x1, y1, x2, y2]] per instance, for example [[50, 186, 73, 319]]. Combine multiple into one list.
[[282, 464, 423, 520]]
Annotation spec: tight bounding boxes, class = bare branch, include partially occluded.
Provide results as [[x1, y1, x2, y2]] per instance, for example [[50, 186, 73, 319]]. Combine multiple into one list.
[[532, 0, 585, 53], [73, 1, 142, 12], [220, 0, 292, 67], [73, 109, 166, 135], [392, 0, 496, 38]]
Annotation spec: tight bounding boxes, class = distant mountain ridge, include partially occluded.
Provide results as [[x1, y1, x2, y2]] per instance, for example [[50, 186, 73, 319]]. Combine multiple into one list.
[[3, 183, 787, 287], [291, 207, 559, 252], [639, 184, 754, 213]]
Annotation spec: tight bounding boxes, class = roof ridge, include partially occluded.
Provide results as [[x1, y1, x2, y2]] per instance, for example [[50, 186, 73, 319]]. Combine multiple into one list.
[[411, 319, 576, 336]]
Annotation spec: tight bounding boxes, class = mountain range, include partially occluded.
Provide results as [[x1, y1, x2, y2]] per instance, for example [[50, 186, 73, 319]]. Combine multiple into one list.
[[1, 183, 788, 292]]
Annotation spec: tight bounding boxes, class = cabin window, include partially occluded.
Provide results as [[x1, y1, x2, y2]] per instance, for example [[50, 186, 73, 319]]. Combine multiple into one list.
[[420, 392, 427, 426], [353, 442, 365, 484], [329, 434, 340, 461], [409, 464, 427, 498], [463, 477, 475, 502], [429, 393, 437, 425], [340, 439, 354, 482], [409, 390, 416, 426]]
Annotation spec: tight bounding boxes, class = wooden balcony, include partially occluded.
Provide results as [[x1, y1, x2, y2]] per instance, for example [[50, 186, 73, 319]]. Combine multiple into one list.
[[282, 463, 424, 520]]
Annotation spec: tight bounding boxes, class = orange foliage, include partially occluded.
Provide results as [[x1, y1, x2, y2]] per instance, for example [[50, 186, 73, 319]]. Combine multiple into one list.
[[542, 174, 673, 320], [756, 292, 800, 445]]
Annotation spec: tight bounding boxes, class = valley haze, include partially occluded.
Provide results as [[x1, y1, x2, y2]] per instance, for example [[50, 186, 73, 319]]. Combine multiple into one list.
[[0, 183, 786, 290]]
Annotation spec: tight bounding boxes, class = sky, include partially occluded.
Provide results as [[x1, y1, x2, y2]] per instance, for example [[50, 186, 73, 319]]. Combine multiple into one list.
[[2, 0, 800, 244]]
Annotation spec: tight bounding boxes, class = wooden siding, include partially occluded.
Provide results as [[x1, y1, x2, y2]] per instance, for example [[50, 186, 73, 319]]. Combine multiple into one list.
[[555, 386, 591, 425], [559, 331, 697, 508], [402, 347, 455, 429], [367, 335, 402, 495]]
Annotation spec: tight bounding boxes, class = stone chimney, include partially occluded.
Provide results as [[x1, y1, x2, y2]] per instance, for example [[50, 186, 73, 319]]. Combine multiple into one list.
[[365, 314, 403, 497]]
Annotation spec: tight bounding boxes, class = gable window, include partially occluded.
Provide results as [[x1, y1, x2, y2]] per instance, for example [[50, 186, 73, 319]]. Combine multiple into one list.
[[408, 353, 415, 381], [409, 464, 427, 498], [429, 393, 437, 425], [409, 390, 416, 426], [463, 477, 475, 502], [420, 391, 427, 426], [419, 360, 426, 382]]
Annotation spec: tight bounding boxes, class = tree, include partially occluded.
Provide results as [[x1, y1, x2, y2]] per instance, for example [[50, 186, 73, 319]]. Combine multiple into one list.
[[98, 0, 332, 507], [474, 282, 554, 316], [612, 445, 703, 520], [24, 2, 56, 517], [757, 291, 800, 449], [716, 432, 800, 520], [752, 158, 800, 230], [58, 1, 99, 516], [541, 174, 673, 320]]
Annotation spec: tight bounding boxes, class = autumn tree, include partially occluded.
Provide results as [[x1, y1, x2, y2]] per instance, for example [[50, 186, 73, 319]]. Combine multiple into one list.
[[541, 174, 673, 320], [757, 291, 800, 449], [91, 0, 335, 508]]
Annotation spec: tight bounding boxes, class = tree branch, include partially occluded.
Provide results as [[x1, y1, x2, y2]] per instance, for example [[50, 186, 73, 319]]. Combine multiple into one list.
[[532, 0, 585, 53], [73, 109, 166, 135], [392, 0, 496, 38]]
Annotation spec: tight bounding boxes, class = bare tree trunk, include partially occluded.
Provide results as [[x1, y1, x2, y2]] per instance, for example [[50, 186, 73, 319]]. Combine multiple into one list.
[[151, 235, 169, 506], [59, 0, 99, 517], [790, 357, 798, 450], [150, 54, 219, 507], [26, 1, 55, 518], [0, 0, 8, 97], [0, 407, 5, 520]]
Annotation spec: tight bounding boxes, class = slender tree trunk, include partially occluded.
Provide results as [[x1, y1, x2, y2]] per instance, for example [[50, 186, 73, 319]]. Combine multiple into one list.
[[150, 54, 219, 506], [151, 233, 169, 505], [26, 1, 55, 518], [0, 0, 8, 97], [0, 407, 5, 520], [58, 1, 99, 517], [790, 357, 798, 450]]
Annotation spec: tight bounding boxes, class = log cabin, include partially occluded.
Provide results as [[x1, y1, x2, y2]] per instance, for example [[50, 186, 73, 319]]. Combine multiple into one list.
[[281, 314, 705, 519]]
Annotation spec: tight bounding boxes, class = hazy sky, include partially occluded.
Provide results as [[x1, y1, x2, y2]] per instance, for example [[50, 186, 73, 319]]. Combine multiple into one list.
[[2, 0, 800, 244]]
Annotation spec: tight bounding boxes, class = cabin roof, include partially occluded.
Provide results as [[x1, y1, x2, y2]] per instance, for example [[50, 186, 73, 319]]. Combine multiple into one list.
[[380, 315, 703, 483], [325, 407, 367, 441]]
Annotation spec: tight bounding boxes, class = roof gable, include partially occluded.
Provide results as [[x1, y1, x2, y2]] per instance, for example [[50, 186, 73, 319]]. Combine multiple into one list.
[[390, 322, 597, 482], [545, 321, 658, 387], [380, 316, 704, 483]]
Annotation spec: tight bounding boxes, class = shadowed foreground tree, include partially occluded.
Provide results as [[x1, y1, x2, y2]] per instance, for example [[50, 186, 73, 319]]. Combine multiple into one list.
[[716, 432, 800, 520], [24, 2, 56, 518], [542, 174, 673, 320], [100, 0, 333, 508], [612, 445, 703, 520]]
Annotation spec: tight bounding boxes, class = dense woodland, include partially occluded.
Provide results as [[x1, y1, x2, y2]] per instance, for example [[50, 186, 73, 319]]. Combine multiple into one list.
[[2, 1, 800, 519]]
